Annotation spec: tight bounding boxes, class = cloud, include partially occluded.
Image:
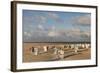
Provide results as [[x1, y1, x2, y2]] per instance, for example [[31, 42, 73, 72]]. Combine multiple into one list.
[[24, 31, 32, 41], [48, 31, 60, 37], [67, 28, 90, 38], [23, 15, 47, 26], [68, 28, 81, 35], [47, 12, 59, 19], [81, 31, 91, 37], [37, 24, 44, 30], [24, 31, 31, 37], [34, 15, 47, 25], [23, 10, 91, 42], [23, 14, 47, 36], [72, 14, 91, 26], [46, 12, 63, 23], [23, 23, 90, 42]]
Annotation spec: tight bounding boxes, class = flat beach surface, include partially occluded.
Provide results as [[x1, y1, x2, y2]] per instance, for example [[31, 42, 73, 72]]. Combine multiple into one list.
[[23, 43, 91, 62]]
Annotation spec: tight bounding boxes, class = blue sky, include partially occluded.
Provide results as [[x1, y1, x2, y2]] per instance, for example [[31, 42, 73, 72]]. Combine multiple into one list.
[[23, 10, 91, 42]]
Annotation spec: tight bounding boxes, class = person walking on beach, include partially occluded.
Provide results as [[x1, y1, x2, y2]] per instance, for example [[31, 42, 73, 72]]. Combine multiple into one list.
[[74, 46, 78, 54], [34, 47, 39, 55], [58, 49, 64, 60], [53, 47, 58, 55]]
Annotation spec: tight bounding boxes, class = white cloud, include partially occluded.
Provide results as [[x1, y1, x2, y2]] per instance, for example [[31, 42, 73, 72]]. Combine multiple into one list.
[[47, 12, 64, 24], [72, 14, 91, 26], [82, 31, 91, 37], [39, 16, 47, 24], [24, 25, 90, 42], [24, 31, 31, 37], [34, 15, 47, 25], [48, 31, 60, 37], [47, 28, 83, 37], [47, 13, 59, 19], [37, 24, 44, 30]]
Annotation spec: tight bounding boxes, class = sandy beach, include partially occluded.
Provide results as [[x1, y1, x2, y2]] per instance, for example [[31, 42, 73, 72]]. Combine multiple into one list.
[[23, 43, 91, 62]]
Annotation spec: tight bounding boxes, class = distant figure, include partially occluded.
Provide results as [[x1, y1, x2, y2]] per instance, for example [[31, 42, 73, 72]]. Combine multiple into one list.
[[71, 44, 75, 49], [43, 46, 48, 52], [88, 44, 91, 48], [34, 48, 38, 55], [85, 44, 90, 49], [82, 44, 85, 48], [74, 46, 78, 54], [53, 47, 58, 55], [58, 49, 64, 60], [31, 47, 34, 53], [69, 45, 71, 48], [64, 45, 67, 48]]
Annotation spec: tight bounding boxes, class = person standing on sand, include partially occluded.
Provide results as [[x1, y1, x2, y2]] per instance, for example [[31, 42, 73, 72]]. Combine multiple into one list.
[[53, 47, 58, 55], [74, 46, 78, 54], [31, 47, 34, 53], [34, 47, 38, 55], [53, 46, 59, 59], [58, 49, 64, 60], [43, 46, 48, 52], [29, 47, 34, 53]]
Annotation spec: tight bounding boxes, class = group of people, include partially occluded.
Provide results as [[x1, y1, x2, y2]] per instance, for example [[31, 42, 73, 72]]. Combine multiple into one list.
[[29, 46, 65, 59], [30, 46, 48, 55], [53, 47, 65, 60], [29, 43, 90, 60]]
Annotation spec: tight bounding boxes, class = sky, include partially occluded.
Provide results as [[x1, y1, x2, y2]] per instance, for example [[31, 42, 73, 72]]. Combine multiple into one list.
[[23, 10, 91, 42]]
